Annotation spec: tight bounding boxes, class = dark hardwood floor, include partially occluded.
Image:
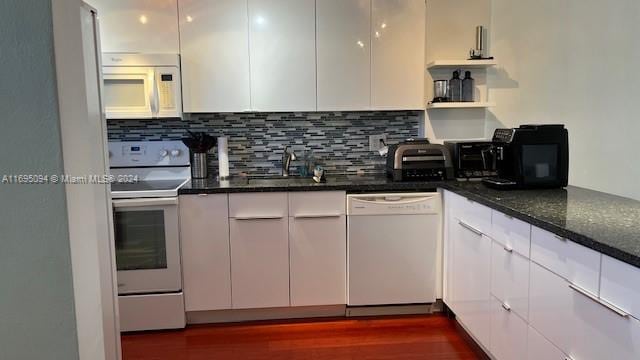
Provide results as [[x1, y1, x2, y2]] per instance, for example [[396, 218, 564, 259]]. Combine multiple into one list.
[[121, 314, 485, 360]]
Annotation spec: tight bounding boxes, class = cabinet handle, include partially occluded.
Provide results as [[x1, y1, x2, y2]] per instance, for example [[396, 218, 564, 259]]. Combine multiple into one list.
[[458, 220, 483, 236], [197, 193, 208, 197], [501, 302, 511, 312], [234, 216, 283, 221], [503, 213, 513, 220], [503, 245, 513, 253], [294, 214, 342, 219], [554, 234, 567, 241], [568, 284, 630, 318]]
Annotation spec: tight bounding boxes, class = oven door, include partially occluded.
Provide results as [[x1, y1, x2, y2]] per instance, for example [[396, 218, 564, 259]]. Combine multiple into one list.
[[112, 197, 182, 295]]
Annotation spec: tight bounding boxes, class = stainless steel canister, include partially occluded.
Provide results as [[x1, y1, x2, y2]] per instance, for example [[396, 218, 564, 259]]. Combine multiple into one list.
[[433, 80, 449, 102], [191, 152, 208, 179]]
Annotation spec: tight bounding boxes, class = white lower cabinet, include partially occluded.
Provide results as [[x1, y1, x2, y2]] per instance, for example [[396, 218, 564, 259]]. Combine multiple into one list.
[[529, 261, 575, 355], [527, 325, 566, 360], [491, 240, 529, 320], [180, 194, 231, 312], [229, 193, 290, 309], [490, 296, 528, 360], [448, 217, 492, 349], [289, 215, 346, 306]]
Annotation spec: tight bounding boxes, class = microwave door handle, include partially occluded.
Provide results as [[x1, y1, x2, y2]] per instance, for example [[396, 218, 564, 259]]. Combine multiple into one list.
[[150, 70, 159, 117]]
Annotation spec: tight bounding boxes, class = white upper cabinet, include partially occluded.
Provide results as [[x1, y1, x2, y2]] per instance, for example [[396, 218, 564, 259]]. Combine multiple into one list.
[[179, 0, 251, 113], [316, 0, 371, 111], [248, 0, 317, 111], [89, 0, 179, 53], [371, 0, 426, 110]]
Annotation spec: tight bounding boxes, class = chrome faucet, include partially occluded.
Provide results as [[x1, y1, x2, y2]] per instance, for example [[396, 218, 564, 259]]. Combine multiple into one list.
[[282, 146, 297, 177]]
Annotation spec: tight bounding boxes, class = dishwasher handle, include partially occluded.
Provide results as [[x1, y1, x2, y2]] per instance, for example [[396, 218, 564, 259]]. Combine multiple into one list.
[[350, 195, 435, 206]]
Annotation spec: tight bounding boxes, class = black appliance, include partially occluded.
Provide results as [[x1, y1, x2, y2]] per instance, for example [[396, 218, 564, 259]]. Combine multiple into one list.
[[386, 139, 454, 181], [482, 124, 569, 189], [444, 141, 497, 180]]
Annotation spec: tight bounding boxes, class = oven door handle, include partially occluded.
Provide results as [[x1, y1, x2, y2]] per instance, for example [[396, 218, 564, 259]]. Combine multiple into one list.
[[112, 197, 178, 208]]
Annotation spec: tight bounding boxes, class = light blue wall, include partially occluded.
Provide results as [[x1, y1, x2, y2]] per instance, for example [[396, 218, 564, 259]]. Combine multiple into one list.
[[0, 1, 80, 359]]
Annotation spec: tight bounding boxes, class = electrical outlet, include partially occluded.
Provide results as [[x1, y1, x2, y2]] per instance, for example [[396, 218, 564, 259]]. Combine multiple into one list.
[[369, 134, 387, 151]]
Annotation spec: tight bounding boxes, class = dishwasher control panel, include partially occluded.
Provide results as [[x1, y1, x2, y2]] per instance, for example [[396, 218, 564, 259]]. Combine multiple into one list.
[[347, 193, 441, 216]]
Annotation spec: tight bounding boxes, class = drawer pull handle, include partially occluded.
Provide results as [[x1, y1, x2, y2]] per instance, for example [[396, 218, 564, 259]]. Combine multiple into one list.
[[503, 245, 513, 253], [503, 213, 513, 220], [458, 220, 483, 236], [554, 234, 567, 241], [501, 302, 511, 311], [234, 216, 283, 221], [197, 193, 209, 197], [568, 284, 630, 318], [294, 214, 342, 219]]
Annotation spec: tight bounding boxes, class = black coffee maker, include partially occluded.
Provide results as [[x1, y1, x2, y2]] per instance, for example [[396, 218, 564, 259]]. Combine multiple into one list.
[[482, 125, 569, 189]]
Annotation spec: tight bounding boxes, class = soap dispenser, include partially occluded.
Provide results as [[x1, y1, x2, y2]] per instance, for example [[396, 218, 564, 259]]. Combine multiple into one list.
[[462, 71, 475, 102], [449, 71, 462, 102]]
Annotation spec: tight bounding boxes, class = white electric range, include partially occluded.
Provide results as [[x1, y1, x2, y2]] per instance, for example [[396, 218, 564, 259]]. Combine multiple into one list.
[[108, 140, 190, 332]]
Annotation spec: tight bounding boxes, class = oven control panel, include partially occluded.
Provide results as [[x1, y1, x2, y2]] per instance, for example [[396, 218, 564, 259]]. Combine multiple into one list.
[[108, 141, 190, 168]]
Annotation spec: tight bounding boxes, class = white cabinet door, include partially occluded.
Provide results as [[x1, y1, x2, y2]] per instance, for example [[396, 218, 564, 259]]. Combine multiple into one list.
[[527, 325, 567, 360], [371, 0, 425, 110], [179, 0, 251, 112], [600, 254, 640, 320], [179, 194, 231, 312], [230, 217, 289, 309], [489, 210, 531, 258], [229, 193, 289, 309], [89, 0, 179, 53], [531, 226, 601, 295], [448, 219, 492, 349], [316, 0, 371, 110], [570, 287, 640, 360], [290, 215, 346, 306], [490, 297, 528, 360], [248, 0, 316, 111], [491, 240, 530, 320], [529, 262, 575, 355]]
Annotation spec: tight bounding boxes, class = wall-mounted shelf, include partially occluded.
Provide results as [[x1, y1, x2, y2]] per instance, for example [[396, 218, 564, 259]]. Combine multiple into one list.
[[427, 102, 495, 109], [427, 59, 497, 70]]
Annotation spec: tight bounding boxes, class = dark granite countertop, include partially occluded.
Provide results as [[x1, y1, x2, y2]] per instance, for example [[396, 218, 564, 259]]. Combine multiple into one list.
[[179, 174, 640, 268], [442, 182, 640, 268], [179, 175, 442, 194]]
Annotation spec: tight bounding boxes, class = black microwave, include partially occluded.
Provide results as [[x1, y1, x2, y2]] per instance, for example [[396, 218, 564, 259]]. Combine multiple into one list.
[[482, 125, 569, 189]]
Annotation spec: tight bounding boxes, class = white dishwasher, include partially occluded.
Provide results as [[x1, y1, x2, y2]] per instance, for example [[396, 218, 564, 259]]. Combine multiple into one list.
[[347, 192, 441, 306]]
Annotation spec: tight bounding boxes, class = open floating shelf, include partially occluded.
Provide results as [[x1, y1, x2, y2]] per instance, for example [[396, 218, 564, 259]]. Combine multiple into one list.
[[426, 102, 495, 109], [427, 59, 497, 70]]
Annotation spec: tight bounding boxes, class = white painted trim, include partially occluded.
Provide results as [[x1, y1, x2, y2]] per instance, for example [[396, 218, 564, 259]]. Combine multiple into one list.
[[51, 1, 121, 359]]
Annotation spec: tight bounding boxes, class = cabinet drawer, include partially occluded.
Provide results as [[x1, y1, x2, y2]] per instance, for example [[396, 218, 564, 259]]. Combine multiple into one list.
[[490, 296, 528, 360], [229, 192, 288, 218], [601, 255, 640, 320], [289, 191, 345, 217], [529, 262, 574, 355], [446, 191, 491, 235], [527, 325, 566, 360], [530, 226, 600, 295], [491, 240, 529, 320], [489, 210, 531, 258]]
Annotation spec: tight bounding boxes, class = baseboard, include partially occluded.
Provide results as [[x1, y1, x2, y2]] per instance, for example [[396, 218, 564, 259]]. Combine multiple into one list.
[[346, 301, 441, 317], [454, 317, 493, 360], [187, 305, 346, 324]]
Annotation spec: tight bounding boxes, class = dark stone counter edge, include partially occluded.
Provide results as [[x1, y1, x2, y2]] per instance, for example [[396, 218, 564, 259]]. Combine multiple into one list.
[[439, 185, 640, 269], [178, 181, 640, 269]]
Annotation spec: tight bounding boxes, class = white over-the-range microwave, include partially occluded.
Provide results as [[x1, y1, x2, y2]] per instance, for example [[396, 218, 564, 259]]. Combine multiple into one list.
[[102, 53, 182, 119]]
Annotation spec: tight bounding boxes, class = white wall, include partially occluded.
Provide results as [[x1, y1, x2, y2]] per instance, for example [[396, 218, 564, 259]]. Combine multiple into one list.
[[488, 0, 640, 200], [423, 0, 492, 143]]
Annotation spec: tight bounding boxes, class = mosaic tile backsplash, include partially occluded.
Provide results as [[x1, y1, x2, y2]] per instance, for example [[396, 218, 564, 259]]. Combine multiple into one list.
[[107, 111, 421, 176]]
